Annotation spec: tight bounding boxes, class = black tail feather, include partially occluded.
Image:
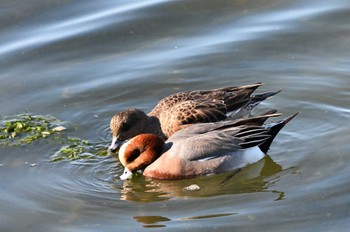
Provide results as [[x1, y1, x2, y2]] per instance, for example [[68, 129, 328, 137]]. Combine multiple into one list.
[[251, 89, 282, 104], [261, 109, 278, 115], [259, 112, 298, 153]]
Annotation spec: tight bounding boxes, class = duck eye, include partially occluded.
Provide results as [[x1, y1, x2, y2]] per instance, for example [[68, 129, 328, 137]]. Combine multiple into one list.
[[121, 122, 131, 131]]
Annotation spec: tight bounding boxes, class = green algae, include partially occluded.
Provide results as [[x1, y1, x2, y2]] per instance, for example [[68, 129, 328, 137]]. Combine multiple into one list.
[[0, 114, 65, 146], [1, 113, 109, 162], [50, 137, 109, 162]]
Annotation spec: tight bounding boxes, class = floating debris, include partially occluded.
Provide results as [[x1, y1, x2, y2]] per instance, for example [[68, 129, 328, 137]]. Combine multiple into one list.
[[24, 162, 37, 167], [183, 184, 200, 191], [52, 126, 66, 132]]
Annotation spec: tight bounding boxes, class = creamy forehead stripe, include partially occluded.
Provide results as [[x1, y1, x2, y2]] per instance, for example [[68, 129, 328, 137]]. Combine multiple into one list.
[[118, 138, 133, 167]]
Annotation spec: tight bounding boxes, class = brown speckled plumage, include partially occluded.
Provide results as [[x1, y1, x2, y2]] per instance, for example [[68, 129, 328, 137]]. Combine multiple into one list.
[[109, 83, 280, 152]]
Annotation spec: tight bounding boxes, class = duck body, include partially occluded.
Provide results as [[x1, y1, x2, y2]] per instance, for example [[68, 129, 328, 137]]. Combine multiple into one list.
[[118, 113, 297, 180], [109, 83, 280, 152], [143, 145, 265, 180]]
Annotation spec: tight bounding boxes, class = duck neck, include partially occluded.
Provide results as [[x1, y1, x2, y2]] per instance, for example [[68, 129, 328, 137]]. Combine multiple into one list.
[[146, 116, 167, 140]]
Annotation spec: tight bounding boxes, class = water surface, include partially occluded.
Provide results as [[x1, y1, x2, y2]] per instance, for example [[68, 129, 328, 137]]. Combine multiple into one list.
[[1, 0, 350, 231]]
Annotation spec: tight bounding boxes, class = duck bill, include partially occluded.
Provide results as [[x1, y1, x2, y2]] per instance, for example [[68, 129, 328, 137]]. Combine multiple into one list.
[[108, 136, 123, 152], [120, 167, 133, 180]]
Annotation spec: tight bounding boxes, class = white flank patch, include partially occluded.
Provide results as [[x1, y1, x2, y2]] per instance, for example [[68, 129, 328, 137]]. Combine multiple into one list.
[[239, 146, 265, 164]]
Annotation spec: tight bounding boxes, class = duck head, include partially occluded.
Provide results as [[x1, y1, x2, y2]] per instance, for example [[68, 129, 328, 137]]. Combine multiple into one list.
[[108, 108, 149, 152], [118, 134, 165, 180]]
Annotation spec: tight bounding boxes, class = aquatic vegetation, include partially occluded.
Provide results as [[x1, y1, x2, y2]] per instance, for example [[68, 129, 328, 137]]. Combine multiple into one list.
[[1, 113, 108, 162], [50, 137, 108, 162], [0, 113, 65, 146]]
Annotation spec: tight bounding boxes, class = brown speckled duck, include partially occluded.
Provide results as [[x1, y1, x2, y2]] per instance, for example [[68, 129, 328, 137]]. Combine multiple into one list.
[[108, 83, 280, 152]]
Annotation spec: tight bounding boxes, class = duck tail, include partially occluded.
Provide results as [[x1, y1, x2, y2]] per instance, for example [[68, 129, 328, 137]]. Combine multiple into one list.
[[252, 89, 282, 103], [223, 84, 263, 112], [218, 82, 263, 92], [259, 112, 298, 153], [230, 89, 282, 119]]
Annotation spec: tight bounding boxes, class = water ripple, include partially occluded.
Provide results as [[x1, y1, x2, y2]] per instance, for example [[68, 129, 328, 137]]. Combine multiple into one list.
[[0, 0, 172, 56]]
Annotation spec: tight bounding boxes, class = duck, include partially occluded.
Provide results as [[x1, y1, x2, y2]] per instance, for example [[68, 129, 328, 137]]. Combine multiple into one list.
[[118, 112, 298, 180], [108, 83, 281, 152]]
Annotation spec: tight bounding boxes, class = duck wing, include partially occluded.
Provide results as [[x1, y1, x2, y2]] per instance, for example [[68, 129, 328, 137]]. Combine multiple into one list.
[[168, 125, 271, 162], [149, 86, 268, 137], [168, 112, 281, 139], [159, 100, 229, 137], [149, 83, 262, 118]]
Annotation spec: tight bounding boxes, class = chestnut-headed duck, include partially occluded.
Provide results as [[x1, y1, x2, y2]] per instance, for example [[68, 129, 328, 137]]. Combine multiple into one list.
[[109, 83, 281, 152], [118, 112, 298, 180]]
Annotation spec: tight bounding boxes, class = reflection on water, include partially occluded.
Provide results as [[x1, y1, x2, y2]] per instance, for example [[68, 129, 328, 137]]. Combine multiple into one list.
[[119, 155, 284, 202], [126, 156, 284, 229], [134, 215, 170, 228], [134, 213, 236, 228]]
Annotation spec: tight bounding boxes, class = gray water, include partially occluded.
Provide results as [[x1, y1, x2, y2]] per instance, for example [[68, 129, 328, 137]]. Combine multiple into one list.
[[1, 0, 350, 231]]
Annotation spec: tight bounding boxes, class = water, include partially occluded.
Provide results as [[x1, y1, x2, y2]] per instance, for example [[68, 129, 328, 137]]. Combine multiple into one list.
[[1, 0, 350, 231]]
